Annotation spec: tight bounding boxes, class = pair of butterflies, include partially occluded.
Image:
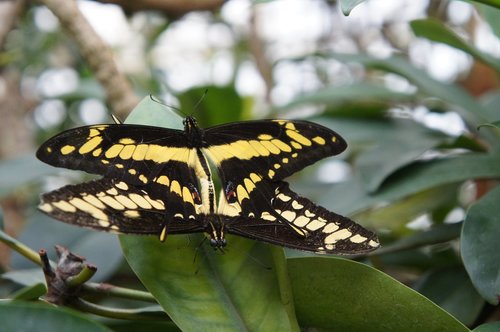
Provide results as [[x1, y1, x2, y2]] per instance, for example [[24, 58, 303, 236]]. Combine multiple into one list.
[[37, 115, 379, 254]]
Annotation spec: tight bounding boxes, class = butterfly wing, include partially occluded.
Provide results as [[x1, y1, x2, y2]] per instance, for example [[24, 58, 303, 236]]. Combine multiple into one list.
[[39, 178, 207, 239], [222, 181, 379, 254]]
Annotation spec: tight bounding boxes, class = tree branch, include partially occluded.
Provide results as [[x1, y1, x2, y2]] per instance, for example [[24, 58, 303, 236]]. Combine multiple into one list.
[[38, 0, 139, 118]]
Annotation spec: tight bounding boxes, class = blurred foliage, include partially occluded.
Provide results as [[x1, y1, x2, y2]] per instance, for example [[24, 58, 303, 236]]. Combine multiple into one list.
[[0, 1, 499, 331]]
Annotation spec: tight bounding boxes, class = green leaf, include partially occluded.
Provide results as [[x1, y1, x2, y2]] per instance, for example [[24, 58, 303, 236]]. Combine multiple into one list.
[[121, 236, 297, 331], [410, 19, 500, 71], [321, 153, 500, 215], [120, 98, 298, 331], [178, 86, 245, 126], [470, 0, 500, 11], [477, 120, 500, 130], [2, 268, 45, 287], [477, 2, 500, 38], [328, 53, 489, 127], [339, 0, 367, 15], [0, 154, 56, 198], [0, 301, 112, 332], [283, 82, 415, 115], [413, 266, 484, 326], [474, 322, 500, 332], [461, 186, 500, 305], [288, 257, 469, 331]]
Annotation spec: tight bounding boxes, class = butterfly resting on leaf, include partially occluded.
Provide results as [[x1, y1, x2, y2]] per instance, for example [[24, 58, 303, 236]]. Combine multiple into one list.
[[37, 116, 379, 254]]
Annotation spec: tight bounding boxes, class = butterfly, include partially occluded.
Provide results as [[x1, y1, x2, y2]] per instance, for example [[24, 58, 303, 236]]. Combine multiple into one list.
[[37, 116, 379, 254]]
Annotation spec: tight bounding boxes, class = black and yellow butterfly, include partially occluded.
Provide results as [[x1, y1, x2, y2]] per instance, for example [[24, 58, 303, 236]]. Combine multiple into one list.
[[37, 117, 379, 254]]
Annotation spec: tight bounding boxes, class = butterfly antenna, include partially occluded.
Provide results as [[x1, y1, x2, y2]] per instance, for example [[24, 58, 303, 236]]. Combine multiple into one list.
[[193, 236, 208, 264], [149, 94, 188, 117], [111, 114, 122, 124]]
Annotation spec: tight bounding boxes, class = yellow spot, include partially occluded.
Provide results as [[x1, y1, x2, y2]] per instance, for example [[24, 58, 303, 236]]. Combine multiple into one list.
[[89, 128, 100, 137], [273, 120, 286, 125], [236, 185, 250, 203], [292, 153, 298, 158], [119, 145, 135, 160], [332, 136, 337, 143], [369, 240, 379, 247], [101, 196, 125, 210], [144, 196, 165, 210], [282, 158, 289, 164], [139, 174, 148, 184], [159, 226, 168, 242], [285, 122, 296, 130], [105, 144, 124, 158], [274, 163, 281, 169], [281, 210, 296, 221], [244, 178, 256, 193], [323, 223, 339, 233], [350, 234, 368, 243], [294, 215, 310, 227], [183, 186, 194, 205], [268, 169, 275, 178], [277, 193, 291, 202], [129, 169, 137, 175], [95, 125, 108, 131], [39, 203, 54, 212], [261, 141, 281, 154], [53, 200, 77, 212], [46, 147, 52, 153], [115, 195, 138, 209], [124, 210, 140, 218], [82, 195, 106, 209], [174, 213, 183, 219], [249, 140, 270, 156], [258, 134, 273, 140], [261, 212, 276, 221], [115, 182, 129, 190], [306, 219, 326, 231], [313, 136, 326, 145], [119, 138, 135, 145], [106, 188, 118, 195], [156, 175, 170, 186], [92, 148, 102, 157], [250, 173, 261, 183], [304, 209, 315, 217], [98, 220, 111, 227], [272, 139, 292, 153], [70, 197, 109, 222], [115, 164, 124, 169], [101, 160, 110, 164], [291, 200, 304, 209], [325, 229, 352, 243], [60, 145, 75, 155], [129, 194, 152, 209], [170, 180, 182, 196], [286, 130, 312, 146], [132, 144, 149, 161], [291, 141, 302, 150], [79, 136, 103, 154]]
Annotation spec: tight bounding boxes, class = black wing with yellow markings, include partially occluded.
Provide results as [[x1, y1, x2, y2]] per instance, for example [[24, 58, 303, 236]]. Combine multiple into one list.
[[39, 178, 206, 239], [221, 181, 379, 254]]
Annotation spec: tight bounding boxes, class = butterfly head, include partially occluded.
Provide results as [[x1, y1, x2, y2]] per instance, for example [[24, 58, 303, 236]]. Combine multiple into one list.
[[207, 217, 227, 250], [183, 116, 204, 146]]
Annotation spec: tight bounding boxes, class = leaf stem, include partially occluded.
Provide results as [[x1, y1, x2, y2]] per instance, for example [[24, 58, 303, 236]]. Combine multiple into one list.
[[0, 229, 42, 266], [82, 283, 157, 303], [69, 298, 169, 321]]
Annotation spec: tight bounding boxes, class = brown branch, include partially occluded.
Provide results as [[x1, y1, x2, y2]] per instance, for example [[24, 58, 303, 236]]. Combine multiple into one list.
[[0, 0, 25, 52], [91, 0, 224, 16], [38, 0, 139, 118]]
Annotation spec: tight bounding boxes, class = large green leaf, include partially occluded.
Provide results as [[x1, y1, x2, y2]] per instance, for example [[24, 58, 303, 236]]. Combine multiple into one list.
[[0, 301, 111, 332], [410, 19, 500, 71], [288, 257, 469, 331], [339, 0, 367, 15], [461, 186, 500, 305], [413, 266, 484, 326], [328, 53, 489, 128], [320, 153, 500, 215], [120, 98, 298, 331]]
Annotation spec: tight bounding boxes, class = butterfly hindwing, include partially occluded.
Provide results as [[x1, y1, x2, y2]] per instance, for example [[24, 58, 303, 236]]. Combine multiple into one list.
[[222, 181, 379, 254], [39, 178, 206, 238]]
